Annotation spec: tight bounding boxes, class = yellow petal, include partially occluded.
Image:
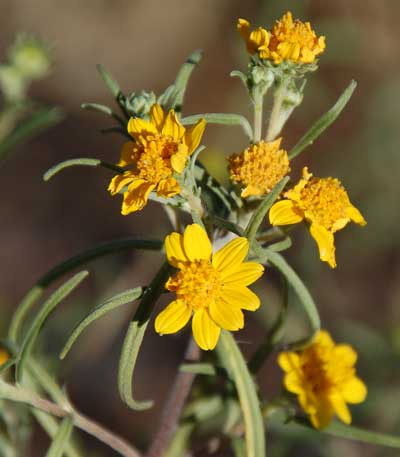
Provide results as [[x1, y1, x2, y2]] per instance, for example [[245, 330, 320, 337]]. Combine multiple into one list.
[[118, 141, 136, 167], [183, 224, 212, 262], [346, 204, 367, 226], [149, 103, 165, 131], [315, 330, 335, 348], [155, 299, 191, 335], [221, 262, 264, 286], [283, 371, 304, 395], [170, 145, 188, 173], [209, 298, 244, 331], [269, 200, 304, 226], [108, 173, 134, 195], [237, 18, 251, 40], [341, 377, 367, 404], [212, 237, 249, 275], [333, 344, 357, 366], [162, 110, 185, 141], [329, 393, 352, 425], [121, 179, 155, 215], [278, 351, 301, 373], [165, 232, 188, 267], [309, 223, 336, 268], [127, 117, 157, 139], [185, 118, 206, 155], [309, 397, 335, 429], [192, 308, 221, 350], [157, 178, 180, 198], [222, 285, 260, 311]]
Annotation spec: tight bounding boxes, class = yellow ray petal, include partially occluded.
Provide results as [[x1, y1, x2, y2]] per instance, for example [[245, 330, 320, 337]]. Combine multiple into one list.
[[209, 298, 244, 331], [278, 352, 301, 372], [283, 371, 303, 395], [121, 179, 155, 215], [221, 285, 260, 311], [183, 224, 212, 262], [315, 330, 335, 348], [165, 232, 188, 267], [162, 110, 185, 141], [149, 103, 165, 131], [309, 223, 336, 268], [220, 262, 264, 286], [346, 204, 367, 226], [192, 308, 221, 350], [309, 397, 335, 429], [333, 344, 357, 366], [155, 299, 191, 335], [118, 141, 136, 167], [212, 237, 248, 274], [329, 393, 352, 425], [157, 178, 180, 198], [127, 117, 157, 139], [185, 118, 206, 155], [269, 200, 304, 226], [341, 377, 367, 404], [170, 145, 188, 173], [237, 18, 251, 41], [108, 173, 134, 195]]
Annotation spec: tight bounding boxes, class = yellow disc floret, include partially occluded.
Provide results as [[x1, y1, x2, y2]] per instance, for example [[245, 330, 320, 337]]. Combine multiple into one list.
[[269, 167, 366, 268], [155, 224, 264, 350], [278, 330, 367, 429], [228, 138, 290, 197], [108, 104, 206, 215]]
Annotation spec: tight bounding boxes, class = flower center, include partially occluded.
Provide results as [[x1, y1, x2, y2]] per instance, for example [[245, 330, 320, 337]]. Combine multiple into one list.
[[297, 177, 351, 230], [134, 133, 183, 183], [166, 260, 222, 310], [229, 140, 289, 197]]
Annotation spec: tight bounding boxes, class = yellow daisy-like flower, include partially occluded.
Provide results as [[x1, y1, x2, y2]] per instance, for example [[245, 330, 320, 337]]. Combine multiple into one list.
[[278, 330, 367, 429], [269, 167, 366, 268], [237, 18, 271, 59], [155, 224, 264, 350], [228, 138, 290, 198], [269, 12, 326, 64], [108, 104, 206, 215]]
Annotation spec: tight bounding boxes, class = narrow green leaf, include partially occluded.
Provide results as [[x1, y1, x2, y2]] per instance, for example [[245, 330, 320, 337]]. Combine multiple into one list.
[[60, 287, 143, 360], [267, 237, 292, 252], [244, 177, 289, 246], [16, 271, 89, 383], [182, 113, 253, 140], [45, 417, 74, 457], [8, 238, 162, 343], [96, 64, 121, 99], [289, 80, 357, 159], [43, 158, 124, 181], [216, 331, 265, 457], [294, 417, 400, 449], [81, 103, 125, 125], [118, 262, 173, 410], [262, 249, 320, 338], [0, 107, 64, 162], [170, 50, 203, 113], [180, 363, 217, 376]]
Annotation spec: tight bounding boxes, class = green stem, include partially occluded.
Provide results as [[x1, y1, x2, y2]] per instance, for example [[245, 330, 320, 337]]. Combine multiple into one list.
[[253, 91, 263, 142], [266, 79, 288, 141]]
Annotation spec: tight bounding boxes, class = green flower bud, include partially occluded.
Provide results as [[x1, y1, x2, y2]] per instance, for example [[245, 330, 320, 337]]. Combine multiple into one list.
[[125, 90, 157, 118], [9, 35, 51, 80]]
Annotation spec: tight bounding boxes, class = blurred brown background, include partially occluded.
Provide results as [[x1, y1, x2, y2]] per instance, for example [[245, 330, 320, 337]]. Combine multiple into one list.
[[1, 0, 400, 456]]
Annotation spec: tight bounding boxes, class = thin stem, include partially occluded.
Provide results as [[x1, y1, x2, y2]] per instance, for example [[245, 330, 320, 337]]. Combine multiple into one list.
[[253, 91, 263, 143], [146, 337, 201, 457], [266, 79, 287, 141], [0, 381, 141, 457]]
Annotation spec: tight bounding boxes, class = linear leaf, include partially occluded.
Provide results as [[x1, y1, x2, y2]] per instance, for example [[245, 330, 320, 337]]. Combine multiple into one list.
[[81, 103, 125, 125], [244, 177, 289, 246], [289, 80, 357, 159], [43, 158, 124, 181], [182, 113, 253, 140], [180, 363, 217, 376], [8, 238, 162, 343], [96, 64, 121, 99], [45, 417, 74, 457], [15, 271, 89, 383], [216, 331, 265, 457], [118, 262, 173, 410], [60, 287, 143, 360], [294, 417, 400, 449]]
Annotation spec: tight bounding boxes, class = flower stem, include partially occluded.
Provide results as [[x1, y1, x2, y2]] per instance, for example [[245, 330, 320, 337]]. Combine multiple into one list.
[[146, 337, 200, 457], [253, 90, 263, 143], [266, 79, 288, 141]]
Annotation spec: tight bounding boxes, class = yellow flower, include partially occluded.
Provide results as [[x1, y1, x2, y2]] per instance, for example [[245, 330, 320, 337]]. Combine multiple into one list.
[[269, 167, 366, 268], [237, 18, 271, 59], [155, 224, 264, 350], [108, 104, 206, 215], [269, 12, 325, 64], [228, 138, 290, 198], [278, 330, 367, 429], [0, 349, 10, 366]]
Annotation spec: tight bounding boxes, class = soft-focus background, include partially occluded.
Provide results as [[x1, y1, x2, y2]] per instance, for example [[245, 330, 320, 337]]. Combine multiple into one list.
[[1, 0, 399, 455]]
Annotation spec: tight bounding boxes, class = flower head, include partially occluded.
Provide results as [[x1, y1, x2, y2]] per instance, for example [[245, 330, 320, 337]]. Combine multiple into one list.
[[228, 138, 290, 197], [278, 330, 367, 429], [269, 167, 366, 268], [155, 224, 264, 350], [108, 104, 205, 215]]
